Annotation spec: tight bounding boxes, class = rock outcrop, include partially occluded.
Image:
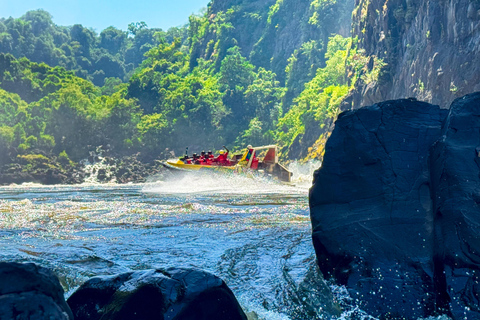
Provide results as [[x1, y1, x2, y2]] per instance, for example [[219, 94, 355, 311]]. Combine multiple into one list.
[[430, 92, 480, 318], [67, 267, 248, 320], [310, 93, 480, 319], [0, 262, 247, 320], [0, 262, 73, 319], [350, 0, 480, 109]]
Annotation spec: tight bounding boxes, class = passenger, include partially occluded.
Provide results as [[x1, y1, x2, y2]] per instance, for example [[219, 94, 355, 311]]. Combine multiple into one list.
[[215, 147, 231, 166], [204, 150, 213, 165], [214, 150, 226, 163], [245, 145, 255, 162], [192, 153, 200, 165], [223, 145, 229, 156], [182, 155, 192, 164], [199, 151, 207, 164]]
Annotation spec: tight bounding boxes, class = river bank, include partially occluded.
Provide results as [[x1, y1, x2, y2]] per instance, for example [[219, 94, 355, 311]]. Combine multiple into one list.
[[0, 151, 168, 186]]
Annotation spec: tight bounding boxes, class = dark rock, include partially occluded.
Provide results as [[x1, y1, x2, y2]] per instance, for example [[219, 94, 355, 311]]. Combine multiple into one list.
[[0, 172, 34, 185], [310, 99, 448, 318], [0, 262, 73, 319], [430, 92, 480, 318], [67, 267, 248, 320], [44, 169, 68, 185], [97, 168, 108, 181], [311, 94, 480, 318]]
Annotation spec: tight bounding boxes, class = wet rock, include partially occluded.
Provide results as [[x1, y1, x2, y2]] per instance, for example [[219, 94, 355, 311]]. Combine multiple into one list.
[[311, 94, 480, 319], [67, 267, 248, 320], [113, 153, 164, 184], [0, 262, 73, 319], [310, 99, 448, 318], [43, 169, 68, 185], [430, 92, 480, 319], [0, 171, 34, 185], [96, 168, 108, 182]]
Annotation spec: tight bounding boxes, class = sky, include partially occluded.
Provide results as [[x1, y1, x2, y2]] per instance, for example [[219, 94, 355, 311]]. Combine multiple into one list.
[[0, 0, 211, 32]]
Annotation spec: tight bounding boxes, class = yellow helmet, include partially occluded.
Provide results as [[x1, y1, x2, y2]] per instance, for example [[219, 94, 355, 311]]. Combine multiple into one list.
[[219, 150, 224, 154]]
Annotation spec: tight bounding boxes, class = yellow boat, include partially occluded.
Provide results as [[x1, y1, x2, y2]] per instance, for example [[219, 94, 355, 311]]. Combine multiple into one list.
[[162, 145, 292, 182]]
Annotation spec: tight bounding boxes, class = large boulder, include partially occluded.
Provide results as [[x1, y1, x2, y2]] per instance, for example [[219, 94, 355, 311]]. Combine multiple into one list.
[[0, 262, 73, 319], [430, 92, 480, 319], [310, 99, 448, 318], [310, 94, 480, 319], [67, 267, 248, 320]]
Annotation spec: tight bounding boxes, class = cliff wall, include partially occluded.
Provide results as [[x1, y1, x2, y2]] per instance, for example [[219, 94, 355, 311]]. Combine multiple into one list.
[[351, 0, 480, 108]]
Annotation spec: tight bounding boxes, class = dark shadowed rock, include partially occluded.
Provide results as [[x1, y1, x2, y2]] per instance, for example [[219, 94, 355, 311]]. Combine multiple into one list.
[[310, 99, 448, 318], [0, 262, 73, 319], [430, 92, 480, 319], [67, 267, 248, 320]]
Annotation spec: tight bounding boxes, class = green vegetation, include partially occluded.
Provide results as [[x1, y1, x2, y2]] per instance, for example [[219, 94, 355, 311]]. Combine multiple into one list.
[[0, 0, 371, 170], [0, 9, 187, 86]]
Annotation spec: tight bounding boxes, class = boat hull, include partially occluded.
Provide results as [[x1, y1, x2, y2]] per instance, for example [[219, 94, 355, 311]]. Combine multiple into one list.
[[162, 159, 292, 183], [162, 159, 237, 172]]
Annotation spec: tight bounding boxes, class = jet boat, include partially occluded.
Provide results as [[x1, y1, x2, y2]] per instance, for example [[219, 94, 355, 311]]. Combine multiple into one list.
[[162, 145, 292, 182]]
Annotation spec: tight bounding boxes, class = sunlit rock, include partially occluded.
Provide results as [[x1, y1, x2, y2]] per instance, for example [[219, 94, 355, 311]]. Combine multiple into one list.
[[0, 262, 73, 319], [67, 267, 247, 320]]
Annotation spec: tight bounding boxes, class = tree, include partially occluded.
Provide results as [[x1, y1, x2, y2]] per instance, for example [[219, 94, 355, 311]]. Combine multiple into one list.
[[100, 26, 127, 54], [127, 22, 148, 37]]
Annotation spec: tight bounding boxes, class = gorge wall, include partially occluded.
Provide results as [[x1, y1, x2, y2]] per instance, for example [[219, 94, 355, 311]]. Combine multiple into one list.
[[350, 0, 480, 109]]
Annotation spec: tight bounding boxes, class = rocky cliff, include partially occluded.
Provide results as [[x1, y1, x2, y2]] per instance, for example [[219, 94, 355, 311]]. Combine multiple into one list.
[[350, 0, 480, 109]]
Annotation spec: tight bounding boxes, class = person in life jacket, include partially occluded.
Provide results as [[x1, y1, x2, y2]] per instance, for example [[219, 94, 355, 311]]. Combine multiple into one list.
[[192, 153, 201, 165], [245, 145, 254, 161], [182, 155, 192, 164], [214, 150, 227, 163], [243, 145, 259, 169], [215, 146, 230, 165], [204, 150, 213, 165], [199, 151, 207, 165]]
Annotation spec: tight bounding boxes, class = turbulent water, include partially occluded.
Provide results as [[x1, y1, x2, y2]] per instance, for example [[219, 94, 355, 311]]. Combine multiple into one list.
[[0, 162, 450, 320]]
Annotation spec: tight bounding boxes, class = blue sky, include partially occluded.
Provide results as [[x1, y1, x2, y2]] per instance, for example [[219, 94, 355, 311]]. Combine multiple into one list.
[[0, 0, 211, 32]]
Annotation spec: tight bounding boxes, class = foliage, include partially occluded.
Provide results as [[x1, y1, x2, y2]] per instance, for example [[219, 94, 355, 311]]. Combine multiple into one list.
[[276, 35, 355, 158], [0, 3, 364, 167], [0, 10, 188, 86]]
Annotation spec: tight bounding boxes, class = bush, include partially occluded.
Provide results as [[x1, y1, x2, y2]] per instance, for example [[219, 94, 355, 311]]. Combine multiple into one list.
[[58, 150, 72, 166]]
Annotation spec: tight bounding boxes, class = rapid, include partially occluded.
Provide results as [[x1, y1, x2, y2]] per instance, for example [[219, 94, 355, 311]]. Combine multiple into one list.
[[0, 162, 449, 320]]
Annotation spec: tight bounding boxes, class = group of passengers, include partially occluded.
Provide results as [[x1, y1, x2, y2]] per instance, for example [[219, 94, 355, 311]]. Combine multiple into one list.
[[181, 147, 231, 166]]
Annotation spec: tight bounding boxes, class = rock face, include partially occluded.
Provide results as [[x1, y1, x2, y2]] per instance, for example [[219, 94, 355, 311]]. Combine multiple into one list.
[[310, 94, 480, 319], [430, 92, 480, 318], [0, 262, 73, 320], [67, 267, 248, 320], [350, 0, 480, 109]]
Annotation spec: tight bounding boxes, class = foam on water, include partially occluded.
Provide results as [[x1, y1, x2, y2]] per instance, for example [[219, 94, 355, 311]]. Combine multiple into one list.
[[0, 159, 455, 319], [288, 160, 322, 185], [143, 160, 319, 195], [81, 155, 117, 184]]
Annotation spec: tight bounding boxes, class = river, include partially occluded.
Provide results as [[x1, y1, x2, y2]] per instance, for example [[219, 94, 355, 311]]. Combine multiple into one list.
[[0, 163, 449, 320]]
